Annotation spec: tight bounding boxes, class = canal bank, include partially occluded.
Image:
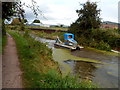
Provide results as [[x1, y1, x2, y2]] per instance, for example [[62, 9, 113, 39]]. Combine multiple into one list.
[[8, 30, 96, 88]]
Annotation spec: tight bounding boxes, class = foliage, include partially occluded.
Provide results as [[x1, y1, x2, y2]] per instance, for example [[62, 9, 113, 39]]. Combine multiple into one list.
[[68, 1, 120, 51], [69, 1, 101, 36], [2, 2, 25, 35], [2, 2, 22, 20], [2, 0, 42, 35], [24, 19, 28, 23], [90, 29, 120, 49], [76, 29, 120, 51], [8, 30, 97, 88], [11, 18, 28, 25], [32, 19, 41, 23]]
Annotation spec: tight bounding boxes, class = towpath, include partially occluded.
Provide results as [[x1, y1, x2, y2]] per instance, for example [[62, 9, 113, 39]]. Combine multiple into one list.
[[2, 34, 23, 88]]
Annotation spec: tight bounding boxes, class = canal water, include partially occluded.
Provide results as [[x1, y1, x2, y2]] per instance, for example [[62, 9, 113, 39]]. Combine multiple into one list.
[[32, 35, 119, 88]]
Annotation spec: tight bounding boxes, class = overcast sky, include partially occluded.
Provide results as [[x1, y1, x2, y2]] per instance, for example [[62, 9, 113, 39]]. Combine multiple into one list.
[[21, 0, 119, 25]]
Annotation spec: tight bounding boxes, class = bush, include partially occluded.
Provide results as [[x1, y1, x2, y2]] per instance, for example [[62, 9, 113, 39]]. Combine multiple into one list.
[[95, 41, 111, 51], [76, 28, 120, 51]]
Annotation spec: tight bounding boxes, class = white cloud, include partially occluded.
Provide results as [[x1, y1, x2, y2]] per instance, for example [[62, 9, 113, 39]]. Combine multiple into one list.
[[21, 0, 119, 25]]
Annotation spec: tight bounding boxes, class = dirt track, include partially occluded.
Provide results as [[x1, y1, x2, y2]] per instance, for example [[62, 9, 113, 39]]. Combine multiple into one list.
[[2, 34, 23, 88]]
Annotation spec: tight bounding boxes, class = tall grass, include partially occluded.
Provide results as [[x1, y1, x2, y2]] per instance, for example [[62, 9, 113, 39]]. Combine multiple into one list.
[[8, 30, 97, 88]]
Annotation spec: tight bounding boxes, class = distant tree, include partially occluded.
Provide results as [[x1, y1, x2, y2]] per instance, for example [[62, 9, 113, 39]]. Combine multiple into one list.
[[60, 24, 63, 27], [11, 18, 28, 25], [69, 1, 101, 36], [32, 19, 40, 23], [24, 19, 28, 23], [11, 18, 21, 25]]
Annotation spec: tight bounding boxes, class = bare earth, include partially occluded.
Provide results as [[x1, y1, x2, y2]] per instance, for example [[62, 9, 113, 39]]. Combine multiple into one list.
[[2, 34, 23, 88]]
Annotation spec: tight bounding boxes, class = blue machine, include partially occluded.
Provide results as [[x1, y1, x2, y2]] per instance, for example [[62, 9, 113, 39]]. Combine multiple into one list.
[[64, 33, 77, 45], [64, 33, 74, 40], [54, 33, 83, 50]]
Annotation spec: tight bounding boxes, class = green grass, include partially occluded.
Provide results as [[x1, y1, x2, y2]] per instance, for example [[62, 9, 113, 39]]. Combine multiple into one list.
[[8, 30, 97, 88], [86, 47, 119, 56], [26, 26, 68, 31], [7, 25, 68, 31]]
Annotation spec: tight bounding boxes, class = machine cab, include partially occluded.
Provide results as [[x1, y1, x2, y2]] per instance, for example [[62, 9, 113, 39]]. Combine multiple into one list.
[[64, 33, 77, 46], [64, 33, 74, 40]]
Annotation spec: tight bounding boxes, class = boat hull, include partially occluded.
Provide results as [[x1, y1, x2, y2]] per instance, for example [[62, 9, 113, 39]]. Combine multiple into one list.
[[54, 43, 82, 50]]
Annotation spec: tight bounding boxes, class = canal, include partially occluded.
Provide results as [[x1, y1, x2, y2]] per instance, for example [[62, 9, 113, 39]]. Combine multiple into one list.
[[31, 34, 119, 88]]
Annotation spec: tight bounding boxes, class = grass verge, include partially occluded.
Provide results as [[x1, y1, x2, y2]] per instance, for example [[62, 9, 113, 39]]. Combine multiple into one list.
[[27, 26, 68, 31], [8, 30, 97, 88]]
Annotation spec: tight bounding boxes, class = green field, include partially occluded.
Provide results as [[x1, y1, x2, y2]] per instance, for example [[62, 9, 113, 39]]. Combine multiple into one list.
[[27, 26, 68, 31]]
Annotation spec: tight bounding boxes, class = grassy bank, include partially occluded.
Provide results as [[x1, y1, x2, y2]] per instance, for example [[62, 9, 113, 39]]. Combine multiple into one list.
[[8, 30, 97, 88]]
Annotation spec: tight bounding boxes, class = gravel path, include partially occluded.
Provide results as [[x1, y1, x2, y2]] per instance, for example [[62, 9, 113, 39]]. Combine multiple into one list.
[[2, 34, 23, 88]]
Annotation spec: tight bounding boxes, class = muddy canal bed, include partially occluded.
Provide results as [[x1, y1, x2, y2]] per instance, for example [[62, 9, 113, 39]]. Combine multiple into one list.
[[32, 35, 119, 88]]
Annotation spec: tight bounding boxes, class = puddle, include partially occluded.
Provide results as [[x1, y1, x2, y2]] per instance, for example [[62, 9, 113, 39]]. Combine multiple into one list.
[[64, 60, 96, 80]]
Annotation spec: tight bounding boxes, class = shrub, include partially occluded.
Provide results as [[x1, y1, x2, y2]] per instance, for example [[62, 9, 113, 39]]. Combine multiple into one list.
[[96, 41, 111, 51]]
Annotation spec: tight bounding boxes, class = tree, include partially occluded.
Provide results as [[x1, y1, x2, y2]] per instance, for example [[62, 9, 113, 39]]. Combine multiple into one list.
[[2, 1, 25, 35], [11, 18, 28, 25], [2, 0, 42, 34], [60, 24, 63, 27], [69, 1, 101, 36], [32, 19, 40, 23], [24, 19, 28, 23]]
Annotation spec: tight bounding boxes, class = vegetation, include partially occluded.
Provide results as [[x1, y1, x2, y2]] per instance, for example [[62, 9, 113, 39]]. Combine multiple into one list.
[[11, 18, 28, 25], [2, 0, 41, 35], [68, 1, 120, 51], [31, 27, 120, 51], [2, 2, 25, 35], [32, 19, 41, 23], [27, 26, 68, 31], [31, 30, 64, 40], [75, 28, 120, 51], [69, 1, 101, 37], [8, 30, 97, 88]]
